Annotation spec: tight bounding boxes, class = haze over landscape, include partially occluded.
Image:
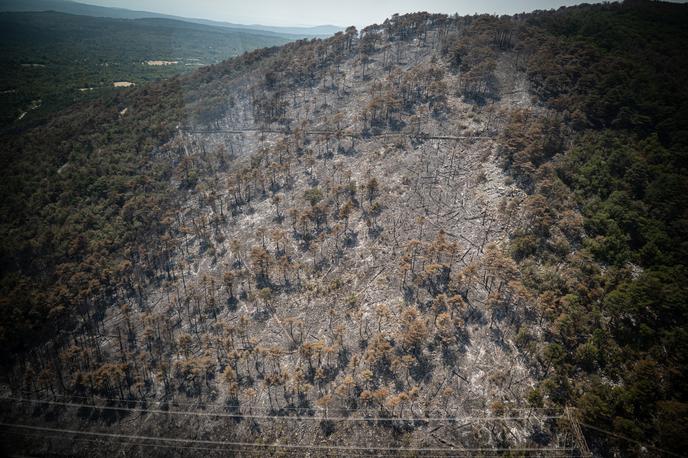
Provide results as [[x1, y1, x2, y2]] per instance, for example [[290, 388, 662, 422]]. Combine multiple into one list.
[[75, 0, 611, 27], [1, 0, 687, 457]]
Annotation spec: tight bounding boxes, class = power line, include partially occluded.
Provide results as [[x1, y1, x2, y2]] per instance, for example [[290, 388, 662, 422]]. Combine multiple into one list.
[[579, 422, 684, 458], [181, 127, 491, 141], [12, 390, 564, 414], [1, 396, 564, 423], [1, 430, 259, 455], [0, 423, 577, 454], [0, 432, 581, 457], [12, 390, 564, 418]]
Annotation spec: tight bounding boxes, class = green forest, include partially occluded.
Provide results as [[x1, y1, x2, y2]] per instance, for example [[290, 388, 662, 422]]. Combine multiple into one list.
[[0, 11, 291, 128], [497, 2, 688, 452], [0, 1, 686, 456]]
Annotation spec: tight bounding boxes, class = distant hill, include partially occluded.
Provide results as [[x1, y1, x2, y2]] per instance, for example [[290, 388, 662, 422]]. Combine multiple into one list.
[[0, 10, 292, 127], [0, 0, 343, 37], [189, 20, 343, 38]]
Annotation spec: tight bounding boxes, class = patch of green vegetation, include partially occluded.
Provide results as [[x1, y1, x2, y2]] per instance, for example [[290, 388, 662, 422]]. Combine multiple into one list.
[[497, 1, 688, 454], [0, 11, 290, 128]]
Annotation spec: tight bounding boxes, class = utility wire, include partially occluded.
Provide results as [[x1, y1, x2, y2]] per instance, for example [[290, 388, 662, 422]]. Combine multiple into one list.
[[579, 422, 684, 458], [0, 423, 577, 454], [1, 396, 564, 423], [181, 127, 492, 141], [1, 430, 260, 455], [0, 432, 581, 457], [11, 390, 564, 414]]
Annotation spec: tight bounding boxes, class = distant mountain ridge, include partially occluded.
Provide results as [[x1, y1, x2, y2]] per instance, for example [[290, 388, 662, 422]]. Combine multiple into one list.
[[0, 10, 293, 126], [0, 0, 343, 38]]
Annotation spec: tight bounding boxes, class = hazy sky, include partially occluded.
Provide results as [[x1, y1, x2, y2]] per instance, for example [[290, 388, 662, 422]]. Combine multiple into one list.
[[81, 0, 613, 27]]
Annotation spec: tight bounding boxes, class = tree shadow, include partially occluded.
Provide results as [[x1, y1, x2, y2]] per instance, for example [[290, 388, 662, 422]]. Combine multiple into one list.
[[464, 306, 487, 326], [368, 225, 383, 239], [226, 295, 238, 312], [409, 351, 434, 384], [488, 326, 510, 353], [343, 231, 358, 248]]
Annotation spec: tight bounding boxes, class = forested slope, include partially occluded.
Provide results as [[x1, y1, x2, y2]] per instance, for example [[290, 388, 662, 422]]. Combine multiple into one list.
[[0, 1, 686, 456], [497, 2, 688, 453]]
